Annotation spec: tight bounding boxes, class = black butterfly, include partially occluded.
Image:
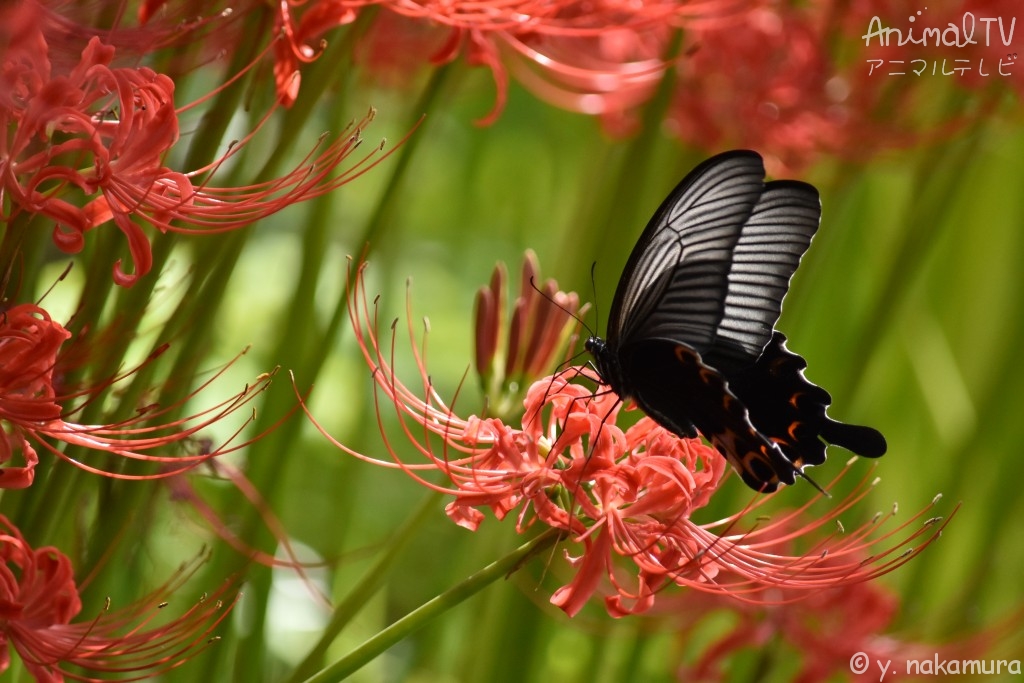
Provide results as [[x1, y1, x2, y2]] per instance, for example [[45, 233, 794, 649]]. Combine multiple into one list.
[[585, 150, 886, 493]]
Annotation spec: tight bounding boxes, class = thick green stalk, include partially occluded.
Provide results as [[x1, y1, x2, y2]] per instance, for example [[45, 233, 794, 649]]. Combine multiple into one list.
[[303, 528, 562, 683], [352, 61, 454, 250], [836, 131, 985, 402], [283, 492, 442, 683]]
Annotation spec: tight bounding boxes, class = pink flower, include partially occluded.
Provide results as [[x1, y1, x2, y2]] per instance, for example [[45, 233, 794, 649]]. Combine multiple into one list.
[[305, 260, 953, 617], [0, 515, 235, 682]]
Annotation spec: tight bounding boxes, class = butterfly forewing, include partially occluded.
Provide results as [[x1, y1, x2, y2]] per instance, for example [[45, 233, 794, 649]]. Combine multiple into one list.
[[703, 180, 821, 373], [609, 151, 767, 354]]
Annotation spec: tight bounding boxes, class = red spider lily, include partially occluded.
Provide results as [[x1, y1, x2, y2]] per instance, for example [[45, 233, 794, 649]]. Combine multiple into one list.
[[667, 2, 1009, 173], [0, 515, 236, 682], [333, 0, 749, 124], [495, 29, 670, 132], [353, 12, 453, 87], [668, 534, 1018, 683], [7, 0, 227, 71], [274, 0, 358, 105], [0, 302, 274, 484], [669, 5, 861, 174], [347, 0, 748, 34], [302, 260, 953, 617], [0, 303, 69, 488], [136, 0, 362, 108], [474, 250, 584, 421], [659, 524, 909, 681], [1, 18, 392, 286], [671, 573, 903, 681], [141, 0, 354, 107]]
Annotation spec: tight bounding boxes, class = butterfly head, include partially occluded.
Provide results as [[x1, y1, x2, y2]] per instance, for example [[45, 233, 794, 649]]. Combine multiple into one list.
[[585, 335, 625, 396]]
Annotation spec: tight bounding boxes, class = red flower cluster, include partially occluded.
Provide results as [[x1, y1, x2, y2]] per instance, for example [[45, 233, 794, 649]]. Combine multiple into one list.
[[670, 6, 857, 174], [0, 515, 235, 682], [1, 0, 391, 286], [0, 302, 275, 486], [668, 533, 1020, 682], [0, 304, 69, 488], [274, 0, 358, 105], [278, 0, 744, 124], [305, 261, 951, 618], [341, 0, 1014, 164]]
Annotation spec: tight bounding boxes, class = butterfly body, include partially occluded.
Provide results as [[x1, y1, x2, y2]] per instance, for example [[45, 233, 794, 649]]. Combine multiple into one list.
[[587, 150, 885, 492]]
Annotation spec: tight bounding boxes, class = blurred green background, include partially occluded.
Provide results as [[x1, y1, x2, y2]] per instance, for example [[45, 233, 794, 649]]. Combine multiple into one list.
[[12, 4, 1024, 682]]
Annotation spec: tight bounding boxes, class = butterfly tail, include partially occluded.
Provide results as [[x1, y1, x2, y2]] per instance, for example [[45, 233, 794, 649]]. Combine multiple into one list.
[[725, 332, 887, 471], [820, 419, 887, 458]]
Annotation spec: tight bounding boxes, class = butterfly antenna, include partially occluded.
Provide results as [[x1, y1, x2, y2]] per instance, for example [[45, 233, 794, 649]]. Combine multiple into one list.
[[527, 275, 595, 339], [589, 261, 601, 335]]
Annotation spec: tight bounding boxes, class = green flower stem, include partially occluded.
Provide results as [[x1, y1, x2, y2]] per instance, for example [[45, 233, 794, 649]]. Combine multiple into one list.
[[0, 212, 44, 300], [302, 527, 563, 683], [838, 131, 984, 403], [353, 61, 453, 250], [284, 491, 441, 683], [216, 209, 335, 683], [217, 59, 455, 679]]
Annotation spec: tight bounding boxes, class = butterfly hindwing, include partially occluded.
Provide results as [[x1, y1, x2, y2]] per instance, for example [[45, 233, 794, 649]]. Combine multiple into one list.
[[620, 339, 797, 492], [726, 332, 887, 468]]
